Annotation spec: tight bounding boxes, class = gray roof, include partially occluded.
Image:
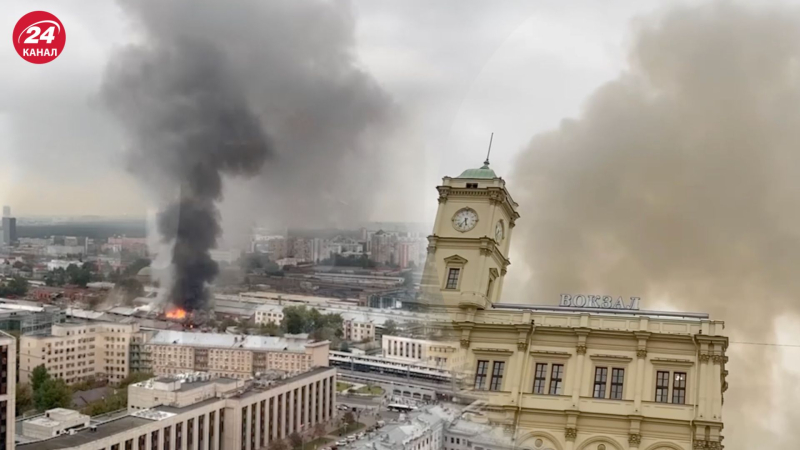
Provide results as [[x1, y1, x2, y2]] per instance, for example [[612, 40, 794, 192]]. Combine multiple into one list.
[[71, 387, 112, 409], [17, 416, 151, 450], [147, 330, 309, 352]]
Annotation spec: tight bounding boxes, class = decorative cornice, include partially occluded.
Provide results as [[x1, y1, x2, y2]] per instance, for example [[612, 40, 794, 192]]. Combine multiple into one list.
[[628, 433, 642, 445], [530, 350, 571, 359], [590, 354, 633, 363], [472, 347, 514, 356], [651, 357, 694, 367], [699, 354, 710, 363], [636, 349, 648, 359], [576, 345, 587, 355], [564, 427, 577, 441]]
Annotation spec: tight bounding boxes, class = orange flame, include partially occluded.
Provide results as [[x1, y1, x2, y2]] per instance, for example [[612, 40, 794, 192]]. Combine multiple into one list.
[[165, 308, 187, 320]]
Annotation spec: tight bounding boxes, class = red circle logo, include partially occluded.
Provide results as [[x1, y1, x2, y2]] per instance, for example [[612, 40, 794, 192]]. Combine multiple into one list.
[[13, 11, 66, 64]]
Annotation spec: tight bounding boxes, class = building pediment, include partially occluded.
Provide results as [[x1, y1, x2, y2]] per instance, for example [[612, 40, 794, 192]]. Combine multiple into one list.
[[443, 255, 469, 265]]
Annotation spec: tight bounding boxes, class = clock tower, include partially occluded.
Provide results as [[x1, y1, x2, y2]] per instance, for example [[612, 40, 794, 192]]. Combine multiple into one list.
[[421, 159, 519, 310]]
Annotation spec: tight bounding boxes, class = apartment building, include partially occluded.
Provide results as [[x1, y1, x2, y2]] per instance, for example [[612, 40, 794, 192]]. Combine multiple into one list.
[[0, 331, 16, 450], [343, 317, 375, 342], [145, 331, 329, 379], [254, 305, 284, 325], [17, 367, 338, 450], [19, 321, 144, 386]]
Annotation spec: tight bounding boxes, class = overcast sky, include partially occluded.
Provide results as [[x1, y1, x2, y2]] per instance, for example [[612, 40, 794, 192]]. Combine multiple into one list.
[[2, 0, 664, 219]]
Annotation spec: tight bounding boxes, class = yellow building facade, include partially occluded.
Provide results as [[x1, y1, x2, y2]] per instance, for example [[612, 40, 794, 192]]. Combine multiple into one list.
[[423, 162, 728, 450]]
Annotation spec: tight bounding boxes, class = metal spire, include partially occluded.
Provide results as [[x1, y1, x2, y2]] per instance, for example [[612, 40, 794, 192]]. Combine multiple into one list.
[[484, 132, 494, 167]]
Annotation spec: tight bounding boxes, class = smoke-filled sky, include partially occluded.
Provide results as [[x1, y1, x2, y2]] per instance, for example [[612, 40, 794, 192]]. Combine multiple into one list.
[[5, 0, 800, 446]]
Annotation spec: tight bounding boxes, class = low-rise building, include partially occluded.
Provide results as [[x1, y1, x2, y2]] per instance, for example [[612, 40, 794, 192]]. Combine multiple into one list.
[[17, 367, 338, 450], [254, 305, 284, 325], [0, 299, 65, 336], [145, 331, 330, 379], [19, 321, 145, 386], [21, 409, 90, 440], [343, 316, 375, 342]]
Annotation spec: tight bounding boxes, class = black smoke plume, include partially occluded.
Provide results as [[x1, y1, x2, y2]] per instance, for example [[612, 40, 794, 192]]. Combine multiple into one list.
[[103, 35, 271, 311], [102, 0, 395, 309]]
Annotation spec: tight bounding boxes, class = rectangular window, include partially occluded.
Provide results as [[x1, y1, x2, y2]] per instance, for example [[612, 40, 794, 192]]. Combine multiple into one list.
[[474, 360, 489, 390], [610, 368, 625, 400], [593, 367, 608, 398], [655, 371, 670, 403], [533, 363, 547, 394], [445, 268, 460, 290], [549, 364, 564, 395], [489, 361, 505, 391], [672, 372, 687, 404]]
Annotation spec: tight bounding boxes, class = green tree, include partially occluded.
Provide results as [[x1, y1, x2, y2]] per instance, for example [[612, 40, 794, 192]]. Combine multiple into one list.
[[343, 411, 355, 427], [31, 365, 50, 392], [288, 431, 303, 449], [0, 276, 29, 297], [16, 383, 33, 416], [122, 258, 151, 277], [258, 322, 283, 337], [120, 372, 153, 388], [382, 320, 399, 336], [34, 379, 72, 411], [63, 264, 92, 287], [282, 305, 309, 334]]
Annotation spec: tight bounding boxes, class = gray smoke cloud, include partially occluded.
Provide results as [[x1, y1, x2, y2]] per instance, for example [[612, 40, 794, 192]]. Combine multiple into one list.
[[102, 0, 395, 308], [511, 3, 800, 447], [103, 37, 272, 310]]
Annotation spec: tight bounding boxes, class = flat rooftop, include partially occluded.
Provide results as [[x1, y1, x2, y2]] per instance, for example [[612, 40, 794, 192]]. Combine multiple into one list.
[[146, 330, 313, 352], [18, 416, 151, 450]]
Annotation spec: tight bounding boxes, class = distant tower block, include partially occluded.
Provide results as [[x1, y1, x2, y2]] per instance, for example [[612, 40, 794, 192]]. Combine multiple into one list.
[[1, 206, 9, 217]]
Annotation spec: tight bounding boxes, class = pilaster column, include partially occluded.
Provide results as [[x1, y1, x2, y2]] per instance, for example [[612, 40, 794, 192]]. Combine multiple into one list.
[[571, 342, 587, 408], [628, 433, 642, 450], [633, 333, 650, 413], [202, 413, 210, 450], [192, 417, 199, 450], [711, 355, 723, 420], [310, 383, 316, 426], [564, 427, 577, 450], [280, 393, 287, 439], [698, 353, 710, 418], [272, 395, 279, 442]]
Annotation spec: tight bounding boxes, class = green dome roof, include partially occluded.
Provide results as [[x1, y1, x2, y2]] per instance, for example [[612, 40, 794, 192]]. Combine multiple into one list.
[[457, 162, 497, 179]]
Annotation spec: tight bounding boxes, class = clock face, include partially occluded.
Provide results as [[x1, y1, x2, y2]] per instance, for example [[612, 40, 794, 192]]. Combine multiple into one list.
[[495, 221, 504, 242], [452, 208, 478, 232]]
